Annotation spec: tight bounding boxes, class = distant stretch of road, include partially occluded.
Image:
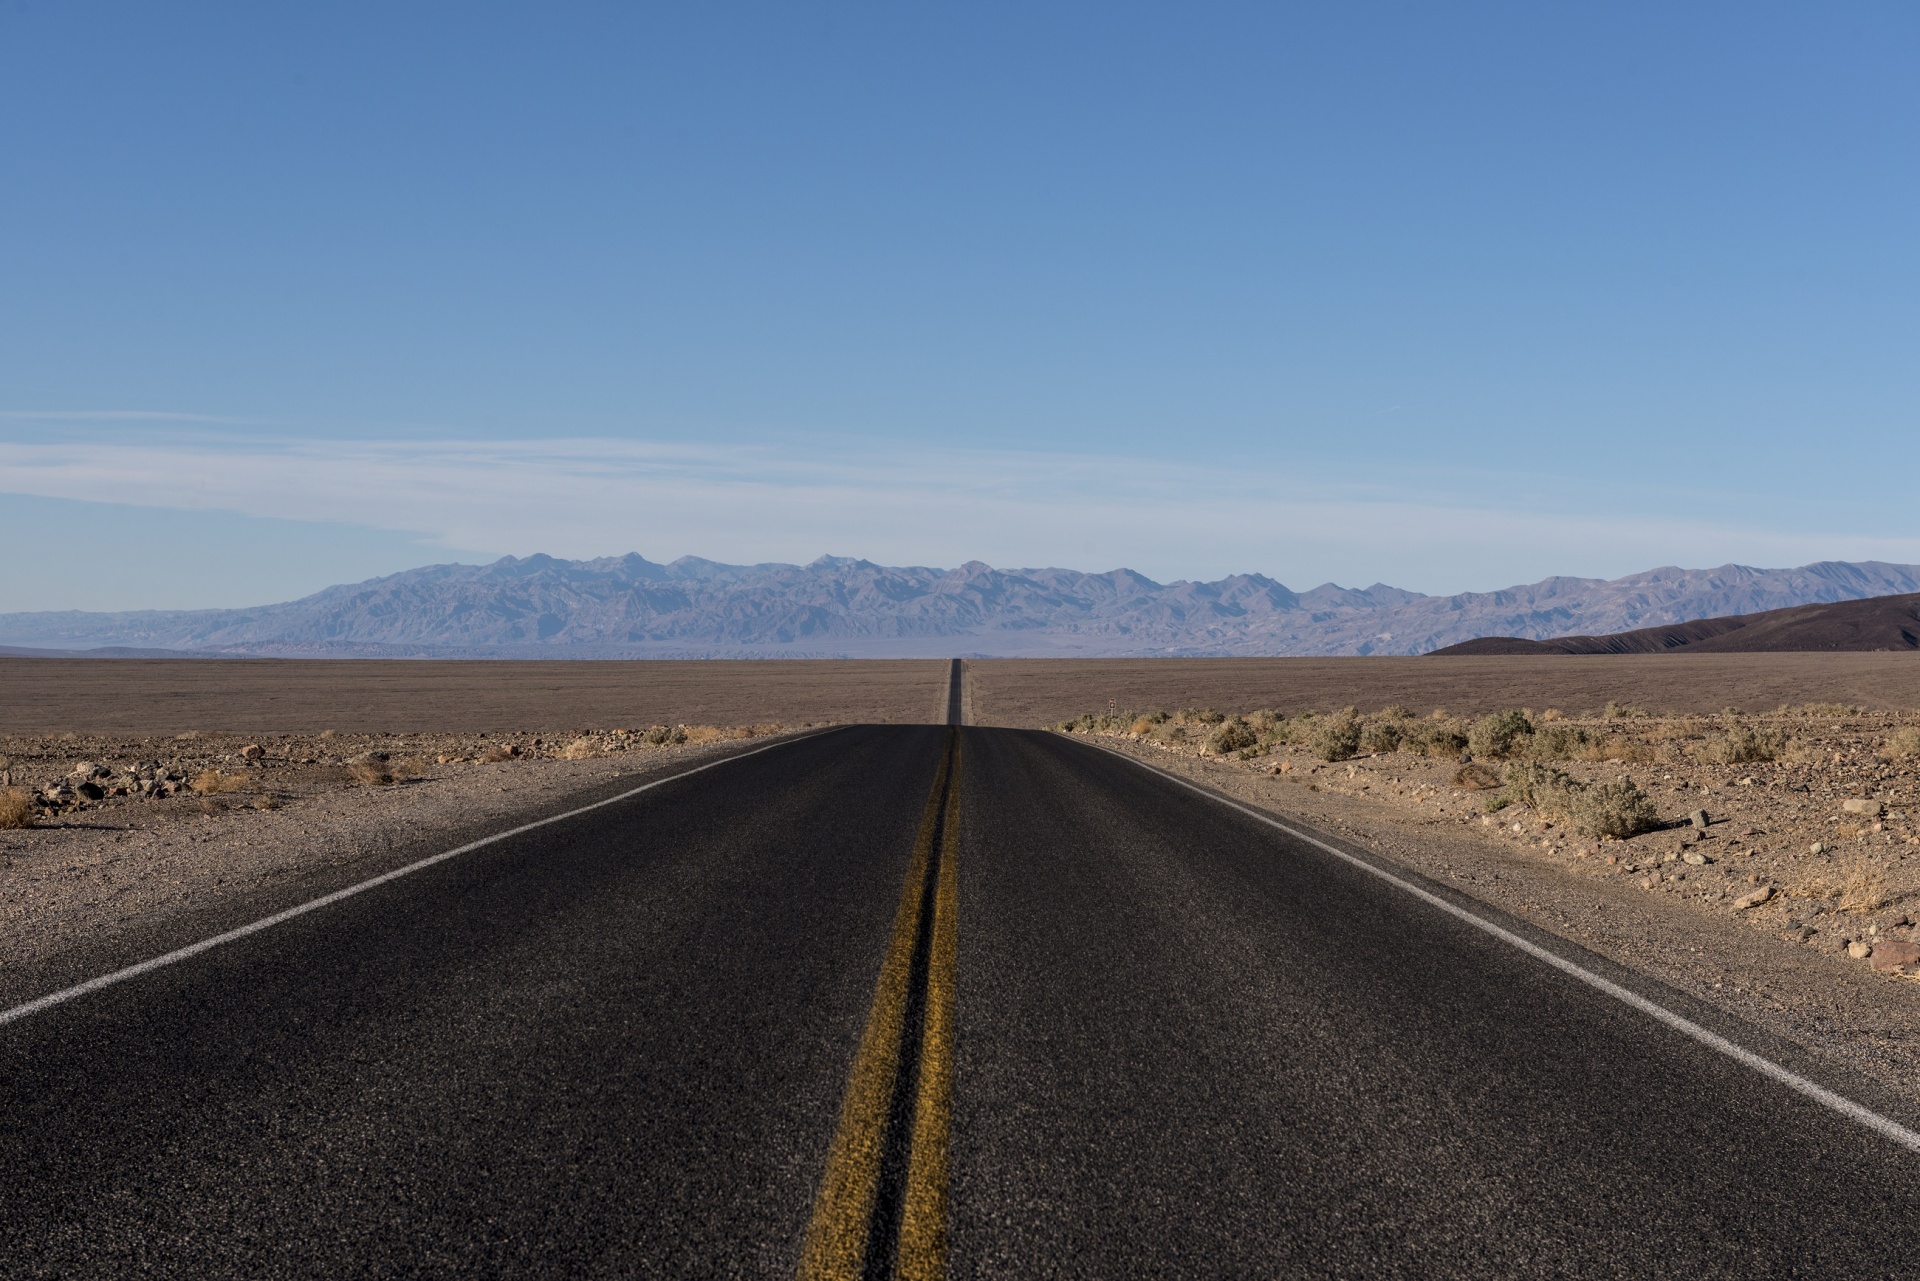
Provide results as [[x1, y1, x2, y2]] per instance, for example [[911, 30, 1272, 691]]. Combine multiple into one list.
[[8, 724, 1920, 1277]]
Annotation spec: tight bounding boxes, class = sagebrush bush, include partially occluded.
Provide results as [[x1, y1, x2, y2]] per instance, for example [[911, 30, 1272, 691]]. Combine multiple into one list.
[[1403, 720, 1468, 760], [1886, 728, 1920, 761], [1468, 709, 1534, 760], [1496, 762, 1659, 839], [191, 769, 249, 795], [1309, 708, 1364, 762], [1205, 718, 1259, 756], [1526, 723, 1596, 761], [0, 787, 35, 829], [1698, 724, 1789, 764], [1569, 780, 1660, 839], [1359, 719, 1404, 754]]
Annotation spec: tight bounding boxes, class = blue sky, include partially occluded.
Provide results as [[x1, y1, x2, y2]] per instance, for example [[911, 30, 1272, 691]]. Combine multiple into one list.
[[2, 2, 1917, 610]]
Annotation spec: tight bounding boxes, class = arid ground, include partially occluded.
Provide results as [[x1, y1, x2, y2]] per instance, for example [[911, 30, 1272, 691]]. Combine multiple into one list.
[[0, 657, 951, 735], [968, 652, 1920, 726]]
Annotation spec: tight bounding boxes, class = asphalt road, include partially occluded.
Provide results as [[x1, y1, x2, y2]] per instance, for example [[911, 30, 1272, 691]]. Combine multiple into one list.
[[7, 725, 1920, 1277]]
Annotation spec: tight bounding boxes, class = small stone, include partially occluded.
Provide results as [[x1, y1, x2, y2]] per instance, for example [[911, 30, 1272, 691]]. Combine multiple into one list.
[[240, 743, 265, 760], [1842, 798, 1886, 817], [1871, 940, 1920, 974], [1690, 809, 1711, 829], [1683, 851, 1710, 865], [1848, 940, 1874, 960], [75, 781, 104, 800], [1810, 842, 1825, 856], [1734, 886, 1774, 910]]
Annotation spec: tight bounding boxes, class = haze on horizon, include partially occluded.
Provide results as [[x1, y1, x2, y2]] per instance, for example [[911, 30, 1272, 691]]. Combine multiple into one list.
[[3, 3, 1917, 612]]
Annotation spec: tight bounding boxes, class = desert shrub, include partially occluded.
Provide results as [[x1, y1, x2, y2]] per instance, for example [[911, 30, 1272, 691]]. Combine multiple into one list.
[[1781, 737, 1825, 766], [1602, 700, 1649, 720], [191, 769, 249, 795], [1885, 728, 1920, 762], [0, 788, 35, 829], [1308, 708, 1364, 762], [1566, 780, 1660, 839], [479, 744, 517, 762], [346, 759, 393, 786], [1359, 719, 1404, 755], [1783, 702, 1864, 718], [1527, 724, 1596, 761], [1402, 719, 1468, 760], [1495, 762, 1659, 838], [1468, 709, 1534, 760], [643, 725, 687, 746], [390, 756, 427, 781], [1698, 724, 1789, 764], [1205, 718, 1259, 756], [559, 737, 600, 760], [1498, 761, 1572, 808]]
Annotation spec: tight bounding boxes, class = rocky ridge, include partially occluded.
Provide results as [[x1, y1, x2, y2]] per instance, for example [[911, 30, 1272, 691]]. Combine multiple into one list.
[[3, 554, 1919, 658]]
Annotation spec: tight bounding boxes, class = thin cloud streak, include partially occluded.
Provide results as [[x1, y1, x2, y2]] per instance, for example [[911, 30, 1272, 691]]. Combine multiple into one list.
[[3, 433, 1916, 594]]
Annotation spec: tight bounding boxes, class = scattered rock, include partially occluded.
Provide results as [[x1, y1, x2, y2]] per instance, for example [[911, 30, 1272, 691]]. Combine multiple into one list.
[[240, 743, 266, 760], [1848, 940, 1874, 960], [1690, 809, 1711, 829], [1842, 798, 1887, 817], [1683, 851, 1711, 866], [1871, 940, 1920, 974], [1810, 842, 1825, 856], [1733, 886, 1774, 910], [75, 781, 104, 800]]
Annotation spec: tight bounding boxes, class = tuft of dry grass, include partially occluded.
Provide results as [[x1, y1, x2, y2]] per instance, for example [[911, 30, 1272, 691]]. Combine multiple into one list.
[[682, 725, 753, 745], [346, 759, 393, 786], [0, 787, 35, 829], [478, 744, 518, 763], [191, 769, 249, 795], [1887, 728, 1920, 762], [559, 737, 602, 760]]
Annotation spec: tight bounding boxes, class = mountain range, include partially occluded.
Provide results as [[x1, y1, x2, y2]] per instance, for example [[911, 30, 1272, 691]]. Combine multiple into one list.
[[4, 554, 1920, 659]]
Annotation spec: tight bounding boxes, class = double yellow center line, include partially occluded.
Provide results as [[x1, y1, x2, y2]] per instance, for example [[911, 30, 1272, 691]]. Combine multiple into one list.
[[800, 729, 961, 1281]]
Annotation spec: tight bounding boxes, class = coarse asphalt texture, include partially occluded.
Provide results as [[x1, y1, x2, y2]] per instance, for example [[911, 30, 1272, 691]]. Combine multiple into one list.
[[6, 725, 1920, 1277]]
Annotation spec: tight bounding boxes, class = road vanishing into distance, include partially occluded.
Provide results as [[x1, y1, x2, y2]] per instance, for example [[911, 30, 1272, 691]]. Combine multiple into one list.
[[11, 710, 1920, 1274]]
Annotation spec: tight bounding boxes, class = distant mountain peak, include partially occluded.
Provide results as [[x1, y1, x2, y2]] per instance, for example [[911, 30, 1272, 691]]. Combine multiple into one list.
[[3, 555, 1918, 659]]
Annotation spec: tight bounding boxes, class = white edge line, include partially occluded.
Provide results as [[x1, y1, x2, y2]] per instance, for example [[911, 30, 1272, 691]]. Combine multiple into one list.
[[1080, 736, 1920, 1154], [0, 729, 842, 1029]]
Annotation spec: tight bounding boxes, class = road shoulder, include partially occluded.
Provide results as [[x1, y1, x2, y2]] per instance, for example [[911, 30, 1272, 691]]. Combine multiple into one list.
[[1081, 732, 1920, 1112]]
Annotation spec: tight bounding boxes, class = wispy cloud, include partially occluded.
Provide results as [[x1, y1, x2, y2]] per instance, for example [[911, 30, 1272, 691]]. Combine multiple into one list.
[[0, 409, 257, 423], [2, 428, 1916, 593]]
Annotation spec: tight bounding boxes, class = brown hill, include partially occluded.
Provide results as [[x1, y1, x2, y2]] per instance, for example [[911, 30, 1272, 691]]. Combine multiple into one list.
[[1430, 593, 1920, 656]]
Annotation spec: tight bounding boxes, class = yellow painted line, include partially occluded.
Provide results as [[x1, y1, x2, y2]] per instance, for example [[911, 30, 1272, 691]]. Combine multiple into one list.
[[799, 732, 955, 1280], [897, 738, 959, 1281]]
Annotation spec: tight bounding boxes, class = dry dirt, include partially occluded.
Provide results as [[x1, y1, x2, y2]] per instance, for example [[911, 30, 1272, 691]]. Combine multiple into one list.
[[1057, 703, 1920, 1107], [969, 653, 1920, 726], [0, 657, 952, 735]]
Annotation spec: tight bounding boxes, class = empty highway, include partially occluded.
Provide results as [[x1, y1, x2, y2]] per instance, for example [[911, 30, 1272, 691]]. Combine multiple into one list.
[[6, 724, 1920, 1277]]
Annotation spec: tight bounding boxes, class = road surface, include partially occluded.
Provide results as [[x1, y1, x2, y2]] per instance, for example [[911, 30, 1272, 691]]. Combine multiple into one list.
[[5, 725, 1920, 1277]]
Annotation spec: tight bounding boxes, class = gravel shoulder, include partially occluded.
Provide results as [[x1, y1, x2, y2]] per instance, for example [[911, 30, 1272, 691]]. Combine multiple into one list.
[[0, 725, 813, 1003], [1077, 727, 1920, 1111]]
